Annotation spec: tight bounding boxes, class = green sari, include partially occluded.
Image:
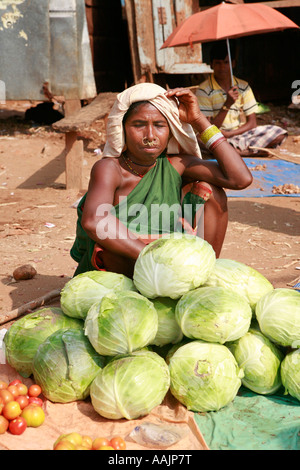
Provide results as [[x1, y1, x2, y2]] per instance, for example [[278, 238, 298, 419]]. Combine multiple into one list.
[[70, 154, 206, 275]]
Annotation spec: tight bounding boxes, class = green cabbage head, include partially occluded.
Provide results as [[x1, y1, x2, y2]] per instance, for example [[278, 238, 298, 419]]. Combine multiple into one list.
[[150, 297, 183, 347], [175, 286, 252, 344], [255, 288, 300, 347], [133, 233, 216, 299], [84, 290, 158, 356], [281, 349, 300, 401], [60, 270, 136, 319], [228, 327, 284, 394], [90, 350, 170, 419], [33, 328, 105, 403], [169, 340, 243, 412], [204, 258, 273, 311], [4, 308, 83, 377]]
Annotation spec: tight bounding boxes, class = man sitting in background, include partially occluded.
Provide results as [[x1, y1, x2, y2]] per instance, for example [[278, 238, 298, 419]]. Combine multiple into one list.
[[196, 41, 287, 156]]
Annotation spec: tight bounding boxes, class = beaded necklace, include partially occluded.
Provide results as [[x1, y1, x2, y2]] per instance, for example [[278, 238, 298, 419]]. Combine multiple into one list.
[[122, 154, 156, 178]]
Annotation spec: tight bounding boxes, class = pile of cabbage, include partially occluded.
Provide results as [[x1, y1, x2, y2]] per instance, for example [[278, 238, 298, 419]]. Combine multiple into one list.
[[4, 234, 300, 420]]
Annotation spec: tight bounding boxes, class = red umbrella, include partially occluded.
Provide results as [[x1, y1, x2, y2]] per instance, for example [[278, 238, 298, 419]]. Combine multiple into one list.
[[161, 2, 299, 85]]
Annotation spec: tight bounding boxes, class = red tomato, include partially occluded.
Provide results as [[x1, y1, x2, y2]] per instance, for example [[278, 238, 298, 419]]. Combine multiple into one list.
[[15, 395, 29, 410], [8, 379, 22, 386], [54, 432, 82, 448], [0, 415, 9, 434], [21, 404, 45, 427], [2, 400, 22, 420], [9, 416, 27, 435], [0, 381, 8, 390], [7, 385, 19, 398], [0, 397, 4, 414], [53, 439, 76, 450], [28, 396, 43, 407], [81, 435, 93, 449], [15, 383, 28, 396], [0, 389, 14, 404], [92, 437, 111, 450], [0, 416, 9, 434], [28, 384, 42, 397], [110, 436, 126, 450], [65, 432, 83, 447]]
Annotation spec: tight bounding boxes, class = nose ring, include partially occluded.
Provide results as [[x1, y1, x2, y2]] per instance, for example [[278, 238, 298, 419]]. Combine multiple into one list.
[[142, 136, 159, 147]]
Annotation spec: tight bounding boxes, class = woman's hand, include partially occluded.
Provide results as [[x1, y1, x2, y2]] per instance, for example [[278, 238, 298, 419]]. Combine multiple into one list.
[[165, 88, 202, 124], [165, 87, 210, 132]]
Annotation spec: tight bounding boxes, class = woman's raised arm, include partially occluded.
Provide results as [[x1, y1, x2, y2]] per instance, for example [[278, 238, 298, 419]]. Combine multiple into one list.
[[165, 88, 253, 190]]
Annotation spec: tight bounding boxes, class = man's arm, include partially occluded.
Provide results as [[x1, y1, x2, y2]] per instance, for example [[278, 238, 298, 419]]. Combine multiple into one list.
[[222, 112, 257, 138]]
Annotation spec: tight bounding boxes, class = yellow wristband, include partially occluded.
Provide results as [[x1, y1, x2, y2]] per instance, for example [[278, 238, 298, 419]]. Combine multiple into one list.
[[199, 125, 220, 145]]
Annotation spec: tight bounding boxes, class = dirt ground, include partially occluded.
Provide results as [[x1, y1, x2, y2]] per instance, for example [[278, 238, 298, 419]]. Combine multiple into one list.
[[0, 100, 299, 326]]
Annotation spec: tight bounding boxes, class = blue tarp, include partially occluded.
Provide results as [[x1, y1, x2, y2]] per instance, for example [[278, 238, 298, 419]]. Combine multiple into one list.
[[226, 158, 300, 198]]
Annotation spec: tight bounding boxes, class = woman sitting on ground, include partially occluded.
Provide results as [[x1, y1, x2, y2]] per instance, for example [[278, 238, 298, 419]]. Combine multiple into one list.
[[70, 83, 252, 278]]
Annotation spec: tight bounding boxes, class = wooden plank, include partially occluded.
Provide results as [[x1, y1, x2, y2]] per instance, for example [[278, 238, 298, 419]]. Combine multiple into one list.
[[262, 0, 300, 7], [201, 0, 300, 9], [134, 0, 157, 74], [65, 131, 83, 189], [53, 92, 118, 132], [124, 0, 142, 83]]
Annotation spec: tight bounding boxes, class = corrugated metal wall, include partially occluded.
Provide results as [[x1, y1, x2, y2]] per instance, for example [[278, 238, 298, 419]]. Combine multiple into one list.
[[0, 0, 96, 100]]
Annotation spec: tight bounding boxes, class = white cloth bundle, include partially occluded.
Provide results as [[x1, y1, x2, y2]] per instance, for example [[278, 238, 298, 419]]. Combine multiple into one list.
[[103, 83, 202, 159]]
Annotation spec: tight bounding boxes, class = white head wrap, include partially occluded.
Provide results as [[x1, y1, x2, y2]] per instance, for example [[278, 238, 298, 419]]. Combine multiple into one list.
[[103, 83, 202, 158]]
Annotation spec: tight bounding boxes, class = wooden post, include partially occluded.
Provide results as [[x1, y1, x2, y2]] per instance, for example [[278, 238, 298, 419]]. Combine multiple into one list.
[[64, 100, 83, 190], [65, 131, 83, 189], [64, 100, 82, 117]]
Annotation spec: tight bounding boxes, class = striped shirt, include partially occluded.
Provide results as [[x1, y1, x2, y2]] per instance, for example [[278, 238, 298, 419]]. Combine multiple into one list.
[[196, 74, 258, 131]]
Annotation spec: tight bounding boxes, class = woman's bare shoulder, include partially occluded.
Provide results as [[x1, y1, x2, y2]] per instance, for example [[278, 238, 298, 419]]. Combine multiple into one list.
[[91, 156, 122, 181], [92, 156, 121, 170]]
